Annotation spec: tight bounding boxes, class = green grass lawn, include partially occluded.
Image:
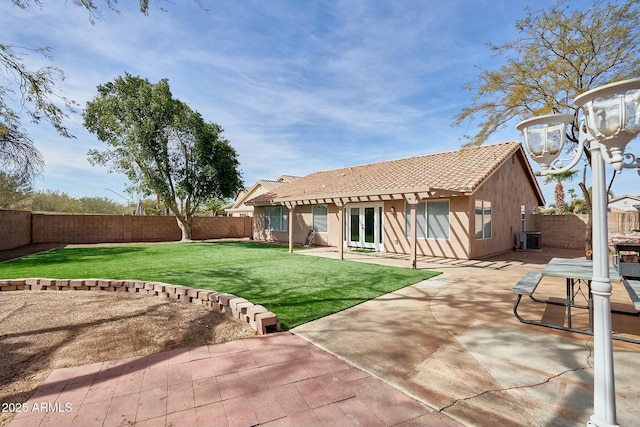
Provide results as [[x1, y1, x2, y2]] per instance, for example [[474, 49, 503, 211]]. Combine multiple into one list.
[[0, 241, 440, 329]]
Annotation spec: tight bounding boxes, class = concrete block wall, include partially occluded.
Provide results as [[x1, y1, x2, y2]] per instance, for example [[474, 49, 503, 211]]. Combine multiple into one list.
[[0, 278, 281, 335], [532, 211, 639, 250], [193, 216, 253, 240], [32, 213, 129, 244], [0, 210, 31, 251], [129, 215, 181, 242], [531, 214, 588, 249], [0, 210, 252, 250]]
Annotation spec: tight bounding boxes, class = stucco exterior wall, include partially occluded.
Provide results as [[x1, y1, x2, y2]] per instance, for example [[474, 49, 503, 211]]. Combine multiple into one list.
[[468, 153, 542, 259], [383, 197, 471, 259], [252, 204, 340, 246]]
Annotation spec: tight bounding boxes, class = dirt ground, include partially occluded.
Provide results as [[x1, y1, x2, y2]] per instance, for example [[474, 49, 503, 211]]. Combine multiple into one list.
[[0, 290, 256, 427]]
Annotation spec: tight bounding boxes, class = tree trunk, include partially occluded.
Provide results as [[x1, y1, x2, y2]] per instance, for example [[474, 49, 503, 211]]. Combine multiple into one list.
[[167, 201, 193, 242], [175, 215, 193, 242], [555, 181, 565, 215]]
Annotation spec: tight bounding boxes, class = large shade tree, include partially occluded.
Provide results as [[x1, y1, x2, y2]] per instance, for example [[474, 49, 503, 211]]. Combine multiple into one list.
[[84, 73, 242, 241], [452, 0, 640, 255]]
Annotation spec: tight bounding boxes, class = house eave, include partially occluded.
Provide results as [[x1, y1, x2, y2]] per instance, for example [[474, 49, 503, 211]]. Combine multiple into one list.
[[273, 186, 434, 206]]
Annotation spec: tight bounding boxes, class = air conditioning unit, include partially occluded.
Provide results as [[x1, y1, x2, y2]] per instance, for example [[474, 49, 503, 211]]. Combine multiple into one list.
[[520, 231, 541, 250]]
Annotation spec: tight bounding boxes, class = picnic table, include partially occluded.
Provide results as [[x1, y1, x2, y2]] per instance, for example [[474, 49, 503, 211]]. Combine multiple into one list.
[[512, 257, 640, 344]]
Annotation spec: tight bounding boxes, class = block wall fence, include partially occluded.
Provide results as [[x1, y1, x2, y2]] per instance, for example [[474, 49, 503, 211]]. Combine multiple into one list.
[[531, 211, 639, 250], [1, 209, 638, 253], [0, 210, 252, 252]]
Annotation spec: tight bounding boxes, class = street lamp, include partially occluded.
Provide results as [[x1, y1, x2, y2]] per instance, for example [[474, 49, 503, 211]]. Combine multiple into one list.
[[105, 188, 132, 214], [517, 77, 640, 427]]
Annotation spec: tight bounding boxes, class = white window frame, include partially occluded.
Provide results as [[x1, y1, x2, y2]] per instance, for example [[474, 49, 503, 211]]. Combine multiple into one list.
[[405, 199, 450, 240], [264, 206, 287, 231], [475, 200, 492, 240], [312, 204, 328, 233]]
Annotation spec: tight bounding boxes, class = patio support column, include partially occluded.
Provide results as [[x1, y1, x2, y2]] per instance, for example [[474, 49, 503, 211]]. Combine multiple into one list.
[[406, 194, 418, 269], [335, 200, 344, 260], [287, 203, 296, 253]]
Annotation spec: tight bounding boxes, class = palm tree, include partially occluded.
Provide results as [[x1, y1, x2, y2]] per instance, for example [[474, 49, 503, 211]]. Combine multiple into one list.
[[549, 171, 578, 215]]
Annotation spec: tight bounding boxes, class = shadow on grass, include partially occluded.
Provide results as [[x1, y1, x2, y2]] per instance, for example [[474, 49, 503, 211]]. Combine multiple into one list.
[[2, 246, 148, 267], [160, 264, 437, 330]]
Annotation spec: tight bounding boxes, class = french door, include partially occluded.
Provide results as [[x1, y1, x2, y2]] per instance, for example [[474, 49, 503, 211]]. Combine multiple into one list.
[[346, 204, 383, 250]]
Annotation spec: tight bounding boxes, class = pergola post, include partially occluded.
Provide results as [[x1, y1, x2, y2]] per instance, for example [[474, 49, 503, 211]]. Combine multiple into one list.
[[335, 200, 344, 260], [406, 194, 418, 269], [287, 203, 296, 254]]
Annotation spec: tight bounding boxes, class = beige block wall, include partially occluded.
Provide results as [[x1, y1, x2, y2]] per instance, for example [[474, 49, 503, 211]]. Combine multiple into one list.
[[531, 214, 586, 250], [0, 210, 31, 251], [531, 211, 638, 251], [193, 216, 253, 239], [1, 210, 251, 250]]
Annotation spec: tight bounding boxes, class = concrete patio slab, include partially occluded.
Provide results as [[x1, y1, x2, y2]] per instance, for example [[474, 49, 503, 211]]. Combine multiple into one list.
[[293, 248, 640, 427]]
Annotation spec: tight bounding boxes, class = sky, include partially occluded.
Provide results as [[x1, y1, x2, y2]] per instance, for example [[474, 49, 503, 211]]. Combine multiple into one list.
[[2, 0, 639, 207]]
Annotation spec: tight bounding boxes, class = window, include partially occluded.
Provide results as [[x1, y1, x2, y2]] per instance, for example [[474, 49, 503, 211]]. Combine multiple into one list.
[[475, 200, 492, 240], [265, 206, 287, 231], [427, 200, 449, 239], [312, 205, 328, 233], [405, 200, 450, 239]]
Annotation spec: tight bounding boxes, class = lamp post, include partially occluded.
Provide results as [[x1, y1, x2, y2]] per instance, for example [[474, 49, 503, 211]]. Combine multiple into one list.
[[105, 188, 132, 214], [516, 77, 640, 427]]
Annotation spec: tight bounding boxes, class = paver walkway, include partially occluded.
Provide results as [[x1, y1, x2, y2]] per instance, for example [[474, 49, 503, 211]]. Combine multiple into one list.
[[9, 332, 460, 427]]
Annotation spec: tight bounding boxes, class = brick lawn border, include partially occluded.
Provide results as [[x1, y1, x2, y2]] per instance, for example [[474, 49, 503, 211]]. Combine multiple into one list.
[[0, 278, 281, 335]]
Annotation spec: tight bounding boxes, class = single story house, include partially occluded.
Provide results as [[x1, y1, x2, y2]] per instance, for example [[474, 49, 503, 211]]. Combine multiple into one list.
[[608, 195, 640, 213], [225, 175, 299, 217], [247, 141, 545, 263]]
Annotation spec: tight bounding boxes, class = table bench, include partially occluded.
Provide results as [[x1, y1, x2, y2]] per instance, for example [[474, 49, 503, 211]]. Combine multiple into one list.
[[622, 279, 640, 311], [512, 259, 640, 344], [512, 272, 545, 324]]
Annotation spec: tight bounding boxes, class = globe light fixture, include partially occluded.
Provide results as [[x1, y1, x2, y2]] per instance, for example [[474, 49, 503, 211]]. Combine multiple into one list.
[[575, 79, 640, 172], [516, 77, 640, 427], [516, 114, 575, 179]]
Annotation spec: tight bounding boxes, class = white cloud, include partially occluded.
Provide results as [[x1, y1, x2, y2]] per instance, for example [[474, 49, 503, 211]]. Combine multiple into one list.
[[6, 0, 636, 207]]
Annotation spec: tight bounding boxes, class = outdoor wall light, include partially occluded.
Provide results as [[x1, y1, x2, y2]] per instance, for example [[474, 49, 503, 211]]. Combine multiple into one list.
[[390, 206, 396, 215], [516, 77, 640, 427]]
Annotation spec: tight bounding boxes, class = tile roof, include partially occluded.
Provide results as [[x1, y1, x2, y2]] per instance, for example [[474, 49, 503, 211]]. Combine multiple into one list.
[[257, 179, 290, 191], [249, 141, 542, 204]]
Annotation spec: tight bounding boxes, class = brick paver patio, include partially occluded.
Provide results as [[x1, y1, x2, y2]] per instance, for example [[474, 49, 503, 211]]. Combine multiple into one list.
[[8, 332, 460, 427]]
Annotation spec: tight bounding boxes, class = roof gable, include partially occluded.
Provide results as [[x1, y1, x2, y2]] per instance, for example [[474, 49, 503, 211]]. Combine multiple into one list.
[[228, 177, 298, 210], [609, 195, 640, 204]]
